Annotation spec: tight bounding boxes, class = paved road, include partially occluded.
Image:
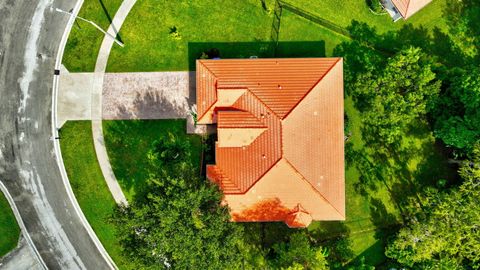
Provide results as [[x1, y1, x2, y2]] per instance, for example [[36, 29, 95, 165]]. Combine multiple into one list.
[[0, 0, 111, 269]]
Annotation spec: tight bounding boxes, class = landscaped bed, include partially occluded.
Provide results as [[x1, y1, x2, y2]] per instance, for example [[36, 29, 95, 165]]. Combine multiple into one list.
[[0, 191, 20, 258]]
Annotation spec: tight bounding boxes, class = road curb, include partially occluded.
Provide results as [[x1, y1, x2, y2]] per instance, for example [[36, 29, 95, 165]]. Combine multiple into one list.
[[51, 0, 118, 269], [0, 182, 47, 270]]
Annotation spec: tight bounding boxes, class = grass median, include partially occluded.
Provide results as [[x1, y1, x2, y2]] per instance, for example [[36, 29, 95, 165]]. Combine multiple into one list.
[[59, 121, 134, 269], [0, 191, 20, 258]]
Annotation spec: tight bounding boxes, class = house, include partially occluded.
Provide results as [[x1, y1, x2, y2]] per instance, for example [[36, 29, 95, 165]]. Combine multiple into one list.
[[382, 0, 433, 21], [196, 58, 345, 228]]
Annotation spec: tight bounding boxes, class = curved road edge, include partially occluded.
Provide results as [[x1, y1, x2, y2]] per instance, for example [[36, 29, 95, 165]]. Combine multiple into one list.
[[51, 0, 118, 269], [0, 181, 47, 269]]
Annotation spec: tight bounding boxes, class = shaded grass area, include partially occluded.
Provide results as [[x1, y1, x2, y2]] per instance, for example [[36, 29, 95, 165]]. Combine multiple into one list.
[[59, 121, 135, 269], [286, 0, 448, 34], [102, 120, 203, 201], [320, 96, 456, 267], [63, 0, 123, 72], [0, 192, 20, 258]]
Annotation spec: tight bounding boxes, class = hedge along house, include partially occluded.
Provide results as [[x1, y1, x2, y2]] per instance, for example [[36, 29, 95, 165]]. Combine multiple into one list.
[[196, 58, 345, 228], [382, 0, 433, 22]]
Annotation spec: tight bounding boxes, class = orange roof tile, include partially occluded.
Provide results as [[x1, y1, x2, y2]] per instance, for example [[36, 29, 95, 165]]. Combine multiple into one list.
[[391, 0, 432, 19], [198, 58, 345, 227]]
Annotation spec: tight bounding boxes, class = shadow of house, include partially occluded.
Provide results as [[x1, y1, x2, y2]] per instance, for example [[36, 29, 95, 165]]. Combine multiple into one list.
[[187, 41, 326, 71]]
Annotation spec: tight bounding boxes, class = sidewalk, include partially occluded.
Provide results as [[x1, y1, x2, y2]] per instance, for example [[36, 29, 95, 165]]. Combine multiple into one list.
[[90, 0, 138, 206]]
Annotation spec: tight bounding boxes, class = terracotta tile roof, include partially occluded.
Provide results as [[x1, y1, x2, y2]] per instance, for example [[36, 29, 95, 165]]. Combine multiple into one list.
[[391, 0, 432, 19], [217, 111, 266, 128], [198, 58, 345, 227]]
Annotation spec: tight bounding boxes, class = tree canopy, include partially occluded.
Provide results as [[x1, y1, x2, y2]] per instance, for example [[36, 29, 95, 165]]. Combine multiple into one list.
[[271, 232, 329, 270], [113, 136, 244, 269], [432, 66, 480, 152], [385, 144, 480, 269], [350, 47, 440, 146]]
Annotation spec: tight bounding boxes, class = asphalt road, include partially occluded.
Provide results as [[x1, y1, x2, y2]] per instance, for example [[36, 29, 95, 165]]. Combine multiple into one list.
[[0, 0, 111, 269]]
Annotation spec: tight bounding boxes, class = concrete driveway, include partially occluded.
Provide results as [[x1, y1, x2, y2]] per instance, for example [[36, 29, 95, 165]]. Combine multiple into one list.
[[102, 71, 196, 120], [57, 71, 197, 125]]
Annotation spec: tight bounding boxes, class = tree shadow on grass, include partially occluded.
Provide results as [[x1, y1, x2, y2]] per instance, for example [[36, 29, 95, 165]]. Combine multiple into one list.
[[103, 118, 199, 202], [97, 0, 123, 43]]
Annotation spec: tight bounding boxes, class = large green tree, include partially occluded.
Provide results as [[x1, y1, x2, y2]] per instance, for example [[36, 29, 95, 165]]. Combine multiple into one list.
[[385, 144, 480, 269], [351, 47, 440, 146], [432, 66, 480, 152], [113, 168, 244, 269], [444, 0, 480, 60], [271, 232, 329, 270]]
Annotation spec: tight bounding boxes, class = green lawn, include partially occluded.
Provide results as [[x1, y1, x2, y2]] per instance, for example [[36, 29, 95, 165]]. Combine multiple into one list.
[[0, 192, 20, 258], [65, 0, 449, 73], [279, 10, 350, 56], [286, 0, 448, 34], [63, 0, 123, 72], [107, 0, 273, 72], [102, 120, 203, 201], [59, 121, 135, 269]]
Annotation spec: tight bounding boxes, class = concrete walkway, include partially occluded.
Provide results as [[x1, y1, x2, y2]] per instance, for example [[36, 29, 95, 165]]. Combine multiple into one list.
[[91, 0, 137, 206], [57, 72, 94, 127]]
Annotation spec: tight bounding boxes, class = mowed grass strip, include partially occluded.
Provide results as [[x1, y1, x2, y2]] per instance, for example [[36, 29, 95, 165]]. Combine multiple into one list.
[[103, 120, 203, 201], [0, 192, 20, 257], [63, 0, 123, 72], [59, 121, 134, 269]]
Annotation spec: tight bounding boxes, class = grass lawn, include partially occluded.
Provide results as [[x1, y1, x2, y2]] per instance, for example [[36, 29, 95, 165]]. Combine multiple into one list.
[[63, 0, 123, 72], [66, 0, 449, 73], [59, 121, 135, 269], [102, 120, 203, 201], [286, 0, 448, 34], [107, 0, 273, 72], [0, 192, 19, 258], [279, 10, 350, 56]]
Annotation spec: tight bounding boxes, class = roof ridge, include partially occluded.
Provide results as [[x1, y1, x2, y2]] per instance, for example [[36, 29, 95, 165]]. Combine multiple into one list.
[[281, 58, 341, 120], [405, 0, 411, 17], [282, 157, 345, 219]]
